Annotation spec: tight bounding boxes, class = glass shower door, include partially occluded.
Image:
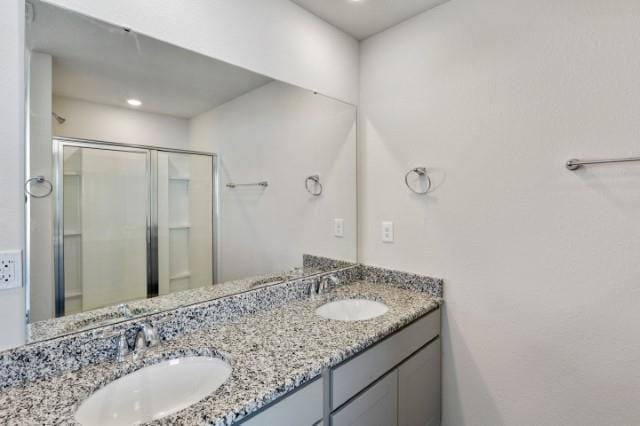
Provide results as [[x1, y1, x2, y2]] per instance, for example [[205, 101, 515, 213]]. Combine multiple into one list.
[[56, 143, 150, 315]]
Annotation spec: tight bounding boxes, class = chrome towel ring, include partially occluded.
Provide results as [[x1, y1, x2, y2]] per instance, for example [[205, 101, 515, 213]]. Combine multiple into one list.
[[305, 175, 323, 196], [404, 167, 431, 195], [25, 175, 53, 199]]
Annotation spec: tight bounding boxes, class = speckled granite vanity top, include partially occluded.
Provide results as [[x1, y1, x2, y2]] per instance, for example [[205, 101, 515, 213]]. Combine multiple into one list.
[[0, 279, 441, 425]]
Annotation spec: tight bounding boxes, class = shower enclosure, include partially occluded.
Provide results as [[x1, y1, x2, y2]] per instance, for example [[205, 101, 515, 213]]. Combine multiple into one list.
[[52, 138, 217, 316]]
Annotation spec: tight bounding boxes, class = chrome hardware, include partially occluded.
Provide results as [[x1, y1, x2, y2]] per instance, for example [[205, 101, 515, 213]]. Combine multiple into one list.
[[305, 175, 323, 196], [117, 303, 131, 318], [404, 167, 432, 195], [566, 156, 640, 171], [320, 275, 339, 293], [99, 322, 161, 362], [226, 181, 268, 188], [95, 330, 130, 362], [136, 322, 161, 350], [115, 332, 131, 362], [308, 274, 339, 298], [25, 175, 53, 198], [308, 281, 319, 297]]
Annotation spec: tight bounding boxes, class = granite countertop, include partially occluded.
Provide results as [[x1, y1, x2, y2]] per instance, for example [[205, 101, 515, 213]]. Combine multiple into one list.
[[26, 266, 328, 344], [0, 280, 440, 425]]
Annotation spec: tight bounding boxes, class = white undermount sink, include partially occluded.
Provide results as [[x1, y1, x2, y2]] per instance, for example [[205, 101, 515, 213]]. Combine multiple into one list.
[[74, 356, 231, 426], [316, 299, 389, 321]]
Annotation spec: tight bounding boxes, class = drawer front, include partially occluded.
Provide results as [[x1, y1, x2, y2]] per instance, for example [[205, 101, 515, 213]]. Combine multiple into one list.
[[331, 370, 398, 426], [399, 337, 441, 426], [241, 378, 323, 426], [331, 308, 440, 409]]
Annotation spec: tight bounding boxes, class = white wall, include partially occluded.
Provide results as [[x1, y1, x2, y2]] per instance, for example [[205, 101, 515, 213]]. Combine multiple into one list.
[[190, 81, 357, 281], [359, 0, 640, 424], [28, 52, 54, 322], [0, 0, 26, 350], [53, 96, 190, 148], [42, 0, 360, 105]]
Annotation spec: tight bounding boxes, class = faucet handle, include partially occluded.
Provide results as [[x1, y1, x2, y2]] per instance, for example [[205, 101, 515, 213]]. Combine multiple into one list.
[[139, 322, 161, 348], [117, 303, 131, 318], [146, 323, 162, 347], [115, 332, 131, 362], [321, 274, 339, 291], [95, 329, 130, 362]]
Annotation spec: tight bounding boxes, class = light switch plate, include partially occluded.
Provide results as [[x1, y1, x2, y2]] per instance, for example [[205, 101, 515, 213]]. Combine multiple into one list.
[[0, 250, 23, 290], [334, 218, 344, 238], [382, 221, 394, 243]]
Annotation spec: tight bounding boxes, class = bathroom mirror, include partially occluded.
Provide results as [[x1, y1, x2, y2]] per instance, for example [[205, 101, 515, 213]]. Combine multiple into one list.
[[23, 1, 356, 344]]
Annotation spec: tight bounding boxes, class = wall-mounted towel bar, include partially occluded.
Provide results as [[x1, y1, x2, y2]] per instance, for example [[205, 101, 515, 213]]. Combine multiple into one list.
[[226, 181, 269, 188], [566, 156, 640, 171]]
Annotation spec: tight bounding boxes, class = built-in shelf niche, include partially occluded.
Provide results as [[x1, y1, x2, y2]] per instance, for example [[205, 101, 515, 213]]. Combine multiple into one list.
[[167, 155, 192, 292], [62, 148, 83, 315]]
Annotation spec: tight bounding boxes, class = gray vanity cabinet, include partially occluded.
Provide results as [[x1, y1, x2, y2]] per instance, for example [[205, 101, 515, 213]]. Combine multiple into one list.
[[240, 378, 323, 426], [331, 370, 399, 426], [239, 308, 441, 426], [398, 338, 441, 426]]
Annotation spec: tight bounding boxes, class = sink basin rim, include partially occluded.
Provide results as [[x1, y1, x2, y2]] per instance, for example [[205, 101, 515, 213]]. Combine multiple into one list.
[[316, 298, 389, 321], [74, 355, 231, 425]]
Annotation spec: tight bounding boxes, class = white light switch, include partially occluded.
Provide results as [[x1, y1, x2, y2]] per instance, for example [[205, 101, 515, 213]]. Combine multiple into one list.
[[334, 218, 344, 238], [0, 250, 22, 290], [382, 221, 394, 243]]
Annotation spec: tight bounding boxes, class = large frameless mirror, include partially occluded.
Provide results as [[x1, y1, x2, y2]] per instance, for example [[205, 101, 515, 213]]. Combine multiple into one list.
[[23, 0, 357, 345]]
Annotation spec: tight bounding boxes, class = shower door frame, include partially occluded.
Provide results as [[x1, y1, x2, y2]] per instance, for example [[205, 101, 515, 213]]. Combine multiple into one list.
[[52, 137, 219, 317]]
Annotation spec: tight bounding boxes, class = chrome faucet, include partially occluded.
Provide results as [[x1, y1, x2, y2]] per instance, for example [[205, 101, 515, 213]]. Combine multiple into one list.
[[106, 322, 161, 362], [320, 275, 339, 293], [309, 274, 339, 297]]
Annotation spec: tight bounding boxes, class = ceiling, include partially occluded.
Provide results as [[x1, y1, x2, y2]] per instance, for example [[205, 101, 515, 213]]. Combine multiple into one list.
[[290, 0, 448, 40], [27, 2, 272, 118]]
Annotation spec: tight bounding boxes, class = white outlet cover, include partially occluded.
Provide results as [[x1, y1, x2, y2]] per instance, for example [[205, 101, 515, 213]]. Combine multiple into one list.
[[382, 221, 394, 243], [0, 250, 23, 290], [334, 218, 345, 238]]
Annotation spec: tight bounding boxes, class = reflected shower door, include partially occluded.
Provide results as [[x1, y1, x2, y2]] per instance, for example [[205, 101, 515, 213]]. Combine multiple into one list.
[[157, 152, 214, 294], [57, 144, 150, 315]]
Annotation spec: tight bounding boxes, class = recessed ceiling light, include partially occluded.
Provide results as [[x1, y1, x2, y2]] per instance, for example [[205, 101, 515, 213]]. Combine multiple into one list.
[[127, 99, 142, 107]]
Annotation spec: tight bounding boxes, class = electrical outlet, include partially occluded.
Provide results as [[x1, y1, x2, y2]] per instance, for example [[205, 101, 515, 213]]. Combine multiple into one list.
[[0, 250, 23, 290], [382, 221, 394, 243], [334, 218, 344, 238]]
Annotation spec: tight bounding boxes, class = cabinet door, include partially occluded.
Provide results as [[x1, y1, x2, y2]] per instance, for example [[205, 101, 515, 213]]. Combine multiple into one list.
[[398, 338, 441, 426], [241, 378, 323, 426], [332, 370, 398, 426], [332, 309, 440, 409]]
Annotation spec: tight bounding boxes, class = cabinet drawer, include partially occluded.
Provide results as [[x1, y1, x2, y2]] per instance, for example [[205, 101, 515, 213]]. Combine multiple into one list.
[[399, 337, 441, 426], [240, 378, 323, 426], [331, 308, 440, 409], [331, 370, 398, 426]]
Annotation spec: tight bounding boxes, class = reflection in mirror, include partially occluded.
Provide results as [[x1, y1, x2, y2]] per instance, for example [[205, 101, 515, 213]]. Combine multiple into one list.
[[24, 1, 356, 344]]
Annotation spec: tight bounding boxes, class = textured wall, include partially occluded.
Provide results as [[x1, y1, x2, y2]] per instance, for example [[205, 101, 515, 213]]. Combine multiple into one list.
[[359, 0, 640, 424]]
